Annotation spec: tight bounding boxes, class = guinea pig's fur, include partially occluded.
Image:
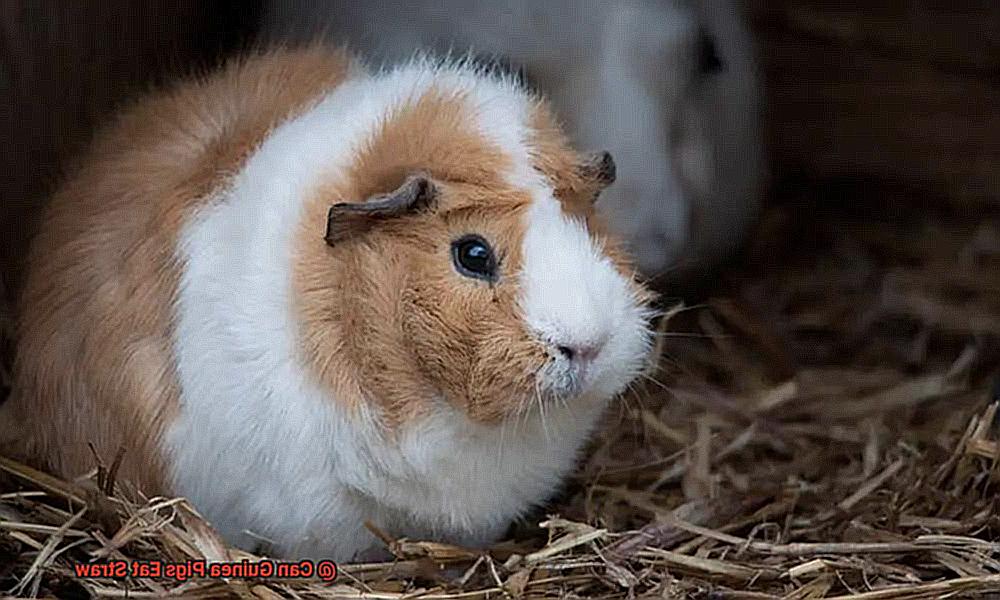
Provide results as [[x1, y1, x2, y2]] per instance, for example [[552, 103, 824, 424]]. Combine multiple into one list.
[[0, 46, 655, 561], [262, 0, 766, 283]]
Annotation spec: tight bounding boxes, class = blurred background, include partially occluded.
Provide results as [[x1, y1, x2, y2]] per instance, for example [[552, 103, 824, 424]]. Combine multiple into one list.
[[3, 1, 999, 382], [4, 0, 997, 387], [1, 1, 261, 301], [2, 3, 1000, 597], [2, 1, 997, 296]]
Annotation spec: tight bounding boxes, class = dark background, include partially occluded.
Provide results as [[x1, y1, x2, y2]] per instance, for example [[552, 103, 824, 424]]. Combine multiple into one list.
[[2, 0, 998, 303], [1, 0, 263, 299]]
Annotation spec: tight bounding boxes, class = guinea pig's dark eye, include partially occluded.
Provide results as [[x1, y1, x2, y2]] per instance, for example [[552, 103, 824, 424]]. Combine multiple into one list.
[[451, 235, 498, 281]]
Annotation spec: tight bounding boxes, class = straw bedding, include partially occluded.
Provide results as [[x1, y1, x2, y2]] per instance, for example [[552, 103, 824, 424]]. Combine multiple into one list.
[[2, 177, 999, 599]]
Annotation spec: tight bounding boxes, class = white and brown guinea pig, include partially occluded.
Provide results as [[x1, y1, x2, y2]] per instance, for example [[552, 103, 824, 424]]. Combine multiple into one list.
[[0, 46, 656, 560], [263, 0, 767, 284]]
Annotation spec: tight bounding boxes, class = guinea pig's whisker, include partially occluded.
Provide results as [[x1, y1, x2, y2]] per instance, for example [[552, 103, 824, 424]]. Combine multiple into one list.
[[555, 391, 570, 412], [539, 398, 552, 444], [614, 391, 635, 428], [653, 331, 725, 339], [639, 372, 672, 394], [534, 376, 552, 444], [673, 302, 710, 314], [616, 383, 634, 414], [657, 350, 705, 382], [653, 351, 684, 373], [496, 416, 509, 469], [510, 385, 532, 432], [621, 380, 648, 414]]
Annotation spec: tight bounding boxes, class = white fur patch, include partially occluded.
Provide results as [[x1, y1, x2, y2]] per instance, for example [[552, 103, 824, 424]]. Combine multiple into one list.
[[519, 195, 653, 401], [168, 56, 649, 561]]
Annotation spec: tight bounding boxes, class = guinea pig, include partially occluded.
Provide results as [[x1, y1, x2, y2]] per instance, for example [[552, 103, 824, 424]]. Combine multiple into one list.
[[262, 0, 766, 284], [0, 46, 656, 561]]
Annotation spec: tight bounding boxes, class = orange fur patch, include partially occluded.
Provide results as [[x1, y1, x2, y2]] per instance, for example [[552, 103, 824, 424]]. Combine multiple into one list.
[[293, 89, 653, 430], [2, 46, 352, 493], [294, 89, 545, 428]]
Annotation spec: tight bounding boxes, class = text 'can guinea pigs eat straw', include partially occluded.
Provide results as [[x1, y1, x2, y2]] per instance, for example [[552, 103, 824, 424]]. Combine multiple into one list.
[[0, 46, 657, 561]]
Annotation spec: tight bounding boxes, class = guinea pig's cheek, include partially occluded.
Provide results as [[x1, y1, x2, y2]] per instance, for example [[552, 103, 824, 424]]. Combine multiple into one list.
[[463, 336, 548, 422]]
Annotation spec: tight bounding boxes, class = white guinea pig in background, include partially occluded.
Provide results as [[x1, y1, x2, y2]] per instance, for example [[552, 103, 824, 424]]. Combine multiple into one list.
[[264, 0, 766, 284], [0, 47, 655, 560]]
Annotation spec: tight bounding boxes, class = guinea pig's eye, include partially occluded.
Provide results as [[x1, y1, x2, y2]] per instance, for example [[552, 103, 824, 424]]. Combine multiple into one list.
[[451, 235, 498, 282], [697, 29, 724, 75]]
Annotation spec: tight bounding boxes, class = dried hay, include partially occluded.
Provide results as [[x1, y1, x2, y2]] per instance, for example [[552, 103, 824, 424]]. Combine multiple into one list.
[[2, 180, 1000, 599]]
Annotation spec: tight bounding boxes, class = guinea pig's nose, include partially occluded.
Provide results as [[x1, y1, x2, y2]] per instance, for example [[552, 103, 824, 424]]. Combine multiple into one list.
[[556, 342, 604, 366]]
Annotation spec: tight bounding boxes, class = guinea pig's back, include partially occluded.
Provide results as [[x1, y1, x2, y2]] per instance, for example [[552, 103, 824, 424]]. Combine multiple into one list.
[[0, 47, 353, 493]]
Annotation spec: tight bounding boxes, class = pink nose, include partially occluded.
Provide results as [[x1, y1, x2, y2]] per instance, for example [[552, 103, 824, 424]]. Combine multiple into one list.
[[555, 343, 603, 365]]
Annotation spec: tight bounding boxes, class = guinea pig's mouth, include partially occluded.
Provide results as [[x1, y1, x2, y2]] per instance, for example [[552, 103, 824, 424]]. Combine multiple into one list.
[[521, 313, 660, 413], [535, 364, 587, 405], [532, 350, 611, 407], [516, 286, 660, 416]]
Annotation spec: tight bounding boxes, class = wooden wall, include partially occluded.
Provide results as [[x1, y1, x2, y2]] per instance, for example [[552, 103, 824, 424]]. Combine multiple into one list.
[[747, 1, 1000, 206], [1, 1, 261, 298], [3, 1, 997, 303]]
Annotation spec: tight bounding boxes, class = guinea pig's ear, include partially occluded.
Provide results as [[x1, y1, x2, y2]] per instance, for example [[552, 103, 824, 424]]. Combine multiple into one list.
[[324, 175, 437, 246], [579, 151, 616, 194]]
